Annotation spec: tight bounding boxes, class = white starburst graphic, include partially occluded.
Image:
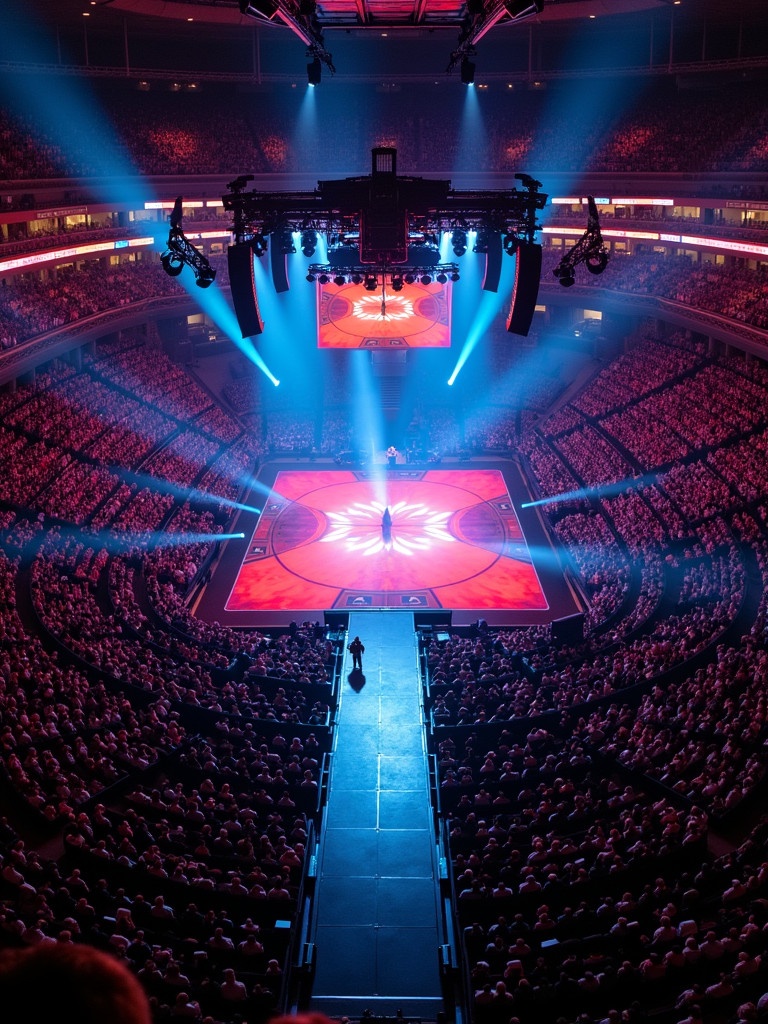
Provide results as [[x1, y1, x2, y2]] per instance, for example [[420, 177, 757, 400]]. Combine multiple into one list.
[[321, 500, 455, 556], [352, 294, 414, 321]]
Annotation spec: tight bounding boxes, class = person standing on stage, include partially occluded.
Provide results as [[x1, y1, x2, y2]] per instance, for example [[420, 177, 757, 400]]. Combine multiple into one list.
[[381, 507, 393, 546], [348, 635, 365, 671]]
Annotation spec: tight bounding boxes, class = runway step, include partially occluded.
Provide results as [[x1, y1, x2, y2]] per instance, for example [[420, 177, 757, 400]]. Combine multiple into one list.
[[379, 376, 404, 410]]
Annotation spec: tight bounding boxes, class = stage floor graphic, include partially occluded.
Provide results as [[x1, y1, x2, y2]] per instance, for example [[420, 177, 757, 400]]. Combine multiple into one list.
[[224, 468, 550, 614]]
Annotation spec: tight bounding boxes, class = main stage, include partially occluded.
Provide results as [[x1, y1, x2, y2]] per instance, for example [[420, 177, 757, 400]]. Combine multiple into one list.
[[194, 460, 582, 628]]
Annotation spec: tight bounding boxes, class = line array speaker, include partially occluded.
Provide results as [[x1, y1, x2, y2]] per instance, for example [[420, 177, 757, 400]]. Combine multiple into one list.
[[270, 240, 290, 293], [481, 231, 502, 293], [506, 241, 542, 337], [227, 243, 264, 338]]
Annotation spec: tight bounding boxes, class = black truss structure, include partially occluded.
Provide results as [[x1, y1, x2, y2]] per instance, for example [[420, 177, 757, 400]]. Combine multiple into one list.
[[223, 148, 548, 275], [552, 195, 610, 287], [161, 196, 217, 289]]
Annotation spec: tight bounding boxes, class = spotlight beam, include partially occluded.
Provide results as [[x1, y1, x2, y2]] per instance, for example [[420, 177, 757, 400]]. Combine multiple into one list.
[[47, 527, 245, 557], [117, 470, 262, 516], [521, 472, 659, 509]]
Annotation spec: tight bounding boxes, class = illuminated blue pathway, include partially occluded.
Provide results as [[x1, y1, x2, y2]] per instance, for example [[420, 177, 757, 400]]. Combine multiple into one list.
[[310, 612, 443, 1018]]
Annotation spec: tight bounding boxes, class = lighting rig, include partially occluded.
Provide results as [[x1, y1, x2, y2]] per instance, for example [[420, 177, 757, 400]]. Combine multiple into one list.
[[552, 196, 610, 288], [448, 0, 545, 75], [237, 0, 335, 79], [160, 196, 217, 288], [224, 148, 547, 332]]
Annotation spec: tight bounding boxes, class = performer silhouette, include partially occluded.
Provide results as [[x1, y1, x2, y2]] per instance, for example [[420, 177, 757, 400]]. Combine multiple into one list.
[[348, 636, 365, 671], [381, 507, 392, 546]]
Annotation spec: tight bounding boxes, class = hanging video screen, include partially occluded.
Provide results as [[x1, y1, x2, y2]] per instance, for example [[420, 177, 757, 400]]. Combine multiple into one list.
[[317, 278, 452, 348]]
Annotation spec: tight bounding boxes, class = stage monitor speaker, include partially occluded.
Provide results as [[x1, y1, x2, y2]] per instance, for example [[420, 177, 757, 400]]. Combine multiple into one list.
[[270, 239, 290, 293], [324, 611, 350, 631], [506, 241, 542, 337], [227, 243, 264, 338], [551, 612, 584, 645], [481, 231, 503, 293]]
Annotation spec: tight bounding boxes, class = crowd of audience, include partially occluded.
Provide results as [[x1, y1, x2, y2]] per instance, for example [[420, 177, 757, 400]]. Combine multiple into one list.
[[408, 330, 768, 1024], [2, 81, 768, 182], [3, 280, 768, 1024], [541, 248, 768, 332], [0, 339, 340, 1016]]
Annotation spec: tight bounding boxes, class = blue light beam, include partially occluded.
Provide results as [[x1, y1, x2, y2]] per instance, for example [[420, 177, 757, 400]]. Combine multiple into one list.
[[521, 472, 659, 508]]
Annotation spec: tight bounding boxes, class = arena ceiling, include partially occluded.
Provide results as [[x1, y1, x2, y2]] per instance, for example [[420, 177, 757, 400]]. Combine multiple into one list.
[[32, 0, 768, 31], [13, 0, 768, 80]]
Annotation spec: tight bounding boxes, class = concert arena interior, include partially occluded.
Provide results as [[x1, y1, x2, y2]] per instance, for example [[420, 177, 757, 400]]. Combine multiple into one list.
[[2, 1, 768, 1023]]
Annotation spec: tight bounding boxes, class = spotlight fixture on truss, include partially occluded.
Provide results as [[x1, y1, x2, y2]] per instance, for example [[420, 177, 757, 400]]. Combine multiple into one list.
[[448, 0, 544, 74], [305, 262, 460, 289], [307, 55, 322, 85], [552, 196, 610, 288], [300, 227, 318, 256], [161, 196, 216, 288], [238, 0, 335, 76]]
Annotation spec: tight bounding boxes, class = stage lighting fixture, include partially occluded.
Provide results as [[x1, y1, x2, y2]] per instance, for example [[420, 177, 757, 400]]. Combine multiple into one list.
[[586, 252, 609, 275], [306, 272, 316, 282], [450, 271, 460, 282], [252, 233, 267, 257], [276, 227, 296, 255], [503, 233, 518, 255], [436, 272, 448, 284], [318, 273, 329, 284], [452, 228, 467, 257], [552, 264, 577, 288], [461, 57, 476, 84], [504, 0, 544, 19], [300, 229, 317, 257], [239, 0, 279, 17], [307, 56, 322, 85], [473, 229, 491, 254], [333, 273, 346, 287], [364, 275, 378, 291], [160, 252, 184, 277], [196, 269, 215, 289], [404, 273, 416, 285], [420, 273, 432, 285], [391, 276, 403, 291], [351, 272, 363, 285]]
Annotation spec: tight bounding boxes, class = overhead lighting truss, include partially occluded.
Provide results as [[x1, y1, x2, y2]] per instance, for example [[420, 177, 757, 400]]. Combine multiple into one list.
[[223, 148, 547, 280], [238, 0, 335, 75], [447, 0, 545, 74]]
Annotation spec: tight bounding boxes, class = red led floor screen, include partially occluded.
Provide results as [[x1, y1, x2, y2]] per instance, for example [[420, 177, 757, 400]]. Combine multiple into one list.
[[226, 468, 548, 612], [317, 278, 452, 348]]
